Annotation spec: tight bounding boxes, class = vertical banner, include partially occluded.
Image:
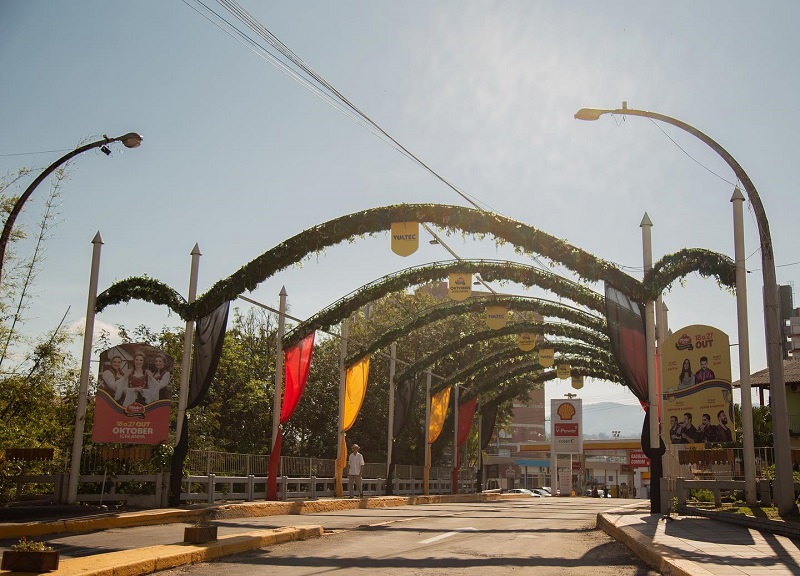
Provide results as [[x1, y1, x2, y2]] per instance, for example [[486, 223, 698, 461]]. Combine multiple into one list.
[[517, 333, 537, 351], [551, 398, 582, 454], [448, 272, 472, 301], [457, 397, 478, 446], [93, 343, 174, 444], [485, 305, 508, 330], [428, 387, 451, 444], [538, 349, 554, 367], [662, 325, 734, 445], [281, 332, 316, 422], [343, 355, 370, 431], [390, 222, 419, 256]]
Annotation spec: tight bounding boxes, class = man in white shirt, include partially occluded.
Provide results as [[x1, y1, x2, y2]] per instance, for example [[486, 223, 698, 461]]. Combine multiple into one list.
[[348, 443, 365, 498]]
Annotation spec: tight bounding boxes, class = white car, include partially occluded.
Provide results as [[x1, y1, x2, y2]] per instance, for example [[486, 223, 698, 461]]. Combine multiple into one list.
[[507, 488, 541, 497], [531, 488, 552, 497]]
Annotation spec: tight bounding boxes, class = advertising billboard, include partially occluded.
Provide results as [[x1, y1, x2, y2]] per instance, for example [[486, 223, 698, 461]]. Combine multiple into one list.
[[551, 398, 582, 453], [662, 325, 734, 446], [92, 343, 173, 444]]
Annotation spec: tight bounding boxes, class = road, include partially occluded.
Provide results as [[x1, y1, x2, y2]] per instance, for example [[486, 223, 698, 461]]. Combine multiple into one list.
[[156, 498, 659, 575]]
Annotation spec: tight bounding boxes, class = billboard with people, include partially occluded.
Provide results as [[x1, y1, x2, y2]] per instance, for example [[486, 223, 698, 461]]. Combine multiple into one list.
[[662, 325, 734, 446], [92, 343, 173, 444]]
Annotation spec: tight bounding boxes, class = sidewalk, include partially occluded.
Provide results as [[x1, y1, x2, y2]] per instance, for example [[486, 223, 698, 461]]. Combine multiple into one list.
[[598, 500, 800, 575]]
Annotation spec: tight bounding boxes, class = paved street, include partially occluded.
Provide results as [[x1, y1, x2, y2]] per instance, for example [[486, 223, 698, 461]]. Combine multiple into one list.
[[149, 498, 657, 576]]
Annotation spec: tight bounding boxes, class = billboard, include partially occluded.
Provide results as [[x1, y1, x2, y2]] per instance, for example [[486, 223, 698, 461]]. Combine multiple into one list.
[[92, 343, 174, 444], [662, 325, 734, 446], [551, 398, 582, 453]]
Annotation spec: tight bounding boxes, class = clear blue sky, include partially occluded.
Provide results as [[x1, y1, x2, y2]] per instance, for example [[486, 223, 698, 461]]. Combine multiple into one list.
[[1, 1, 798, 419]]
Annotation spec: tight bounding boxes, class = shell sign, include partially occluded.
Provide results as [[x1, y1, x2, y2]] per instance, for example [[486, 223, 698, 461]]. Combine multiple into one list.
[[551, 398, 583, 453], [557, 364, 571, 379]]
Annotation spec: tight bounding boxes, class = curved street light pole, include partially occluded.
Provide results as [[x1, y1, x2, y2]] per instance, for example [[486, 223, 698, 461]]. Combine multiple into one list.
[[575, 103, 794, 514], [0, 132, 143, 290]]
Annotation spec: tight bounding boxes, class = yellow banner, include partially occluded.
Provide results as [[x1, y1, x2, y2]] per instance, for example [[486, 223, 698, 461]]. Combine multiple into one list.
[[343, 355, 370, 431], [557, 364, 571, 379], [485, 305, 508, 330], [428, 386, 451, 444], [571, 375, 584, 389], [539, 348, 554, 367], [518, 333, 537, 351], [448, 273, 472, 301], [390, 222, 419, 257]]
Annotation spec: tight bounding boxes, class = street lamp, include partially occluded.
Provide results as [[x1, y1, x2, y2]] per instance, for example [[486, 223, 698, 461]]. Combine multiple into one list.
[[575, 103, 794, 515], [0, 132, 143, 290]]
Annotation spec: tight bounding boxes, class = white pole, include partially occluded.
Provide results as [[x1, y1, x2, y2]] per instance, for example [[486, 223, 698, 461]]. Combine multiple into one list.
[[732, 187, 757, 504], [641, 213, 659, 450], [335, 319, 349, 497], [271, 287, 288, 451], [477, 413, 483, 490], [656, 295, 666, 445], [453, 384, 459, 490], [174, 244, 201, 445], [424, 369, 432, 495], [386, 343, 397, 479], [67, 232, 103, 504]]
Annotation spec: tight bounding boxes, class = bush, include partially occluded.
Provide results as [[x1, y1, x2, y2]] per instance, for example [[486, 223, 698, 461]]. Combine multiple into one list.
[[690, 488, 715, 503]]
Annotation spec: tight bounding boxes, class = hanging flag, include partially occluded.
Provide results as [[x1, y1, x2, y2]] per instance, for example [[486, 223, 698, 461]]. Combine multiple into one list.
[[518, 333, 537, 351], [448, 273, 472, 301], [343, 355, 370, 431], [557, 364, 571, 379], [390, 222, 419, 256], [572, 375, 584, 389], [281, 332, 316, 423], [539, 348, 555, 367], [428, 386, 451, 443], [457, 397, 478, 446], [485, 305, 508, 330]]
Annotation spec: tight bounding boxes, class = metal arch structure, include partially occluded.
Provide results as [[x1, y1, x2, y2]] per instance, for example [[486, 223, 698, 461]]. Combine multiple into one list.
[[283, 260, 605, 348], [94, 203, 735, 320], [434, 342, 618, 395], [388, 321, 610, 389]]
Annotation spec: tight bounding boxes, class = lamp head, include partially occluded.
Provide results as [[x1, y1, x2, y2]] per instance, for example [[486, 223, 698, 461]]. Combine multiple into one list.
[[119, 132, 143, 148], [574, 108, 607, 121]]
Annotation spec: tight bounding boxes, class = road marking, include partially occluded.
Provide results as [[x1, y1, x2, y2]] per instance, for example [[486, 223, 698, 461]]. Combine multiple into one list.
[[418, 527, 477, 544]]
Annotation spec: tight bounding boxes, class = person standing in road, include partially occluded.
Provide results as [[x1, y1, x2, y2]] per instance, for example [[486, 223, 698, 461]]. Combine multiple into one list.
[[348, 443, 365, 498]]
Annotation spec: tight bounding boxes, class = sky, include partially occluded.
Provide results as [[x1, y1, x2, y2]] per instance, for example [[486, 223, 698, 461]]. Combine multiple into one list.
[[1, 0, 798, 425]]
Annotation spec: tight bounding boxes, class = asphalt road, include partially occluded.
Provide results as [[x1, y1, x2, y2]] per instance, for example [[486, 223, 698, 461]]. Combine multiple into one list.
[[153, 498, 659, 575]]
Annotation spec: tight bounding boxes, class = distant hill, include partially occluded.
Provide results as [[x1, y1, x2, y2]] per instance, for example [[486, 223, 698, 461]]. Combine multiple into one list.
[[580, 402, 644, 439]]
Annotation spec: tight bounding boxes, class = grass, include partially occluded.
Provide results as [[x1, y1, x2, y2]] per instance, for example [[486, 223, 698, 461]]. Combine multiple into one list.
[[692, 501, 800, 524]]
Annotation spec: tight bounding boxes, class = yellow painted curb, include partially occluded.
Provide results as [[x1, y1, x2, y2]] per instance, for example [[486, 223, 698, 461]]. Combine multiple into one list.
[[596, 513, 715, 576], [0, 525, 323, 576], [0, 493, 505, 539]]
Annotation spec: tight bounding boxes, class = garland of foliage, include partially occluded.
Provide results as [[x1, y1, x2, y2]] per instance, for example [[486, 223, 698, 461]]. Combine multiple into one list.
[[432, 342, 617, 394], [391, 320, 610, 388], [95, 276, 187, 316], [476, 367, 624, 412], [462, 356, 622, 400], [642, 248, 736, 300], [470, 364, 624, 408], [285, 259, 606, 348], [338, 294, 606, 363], [95, 204, 737, 321]]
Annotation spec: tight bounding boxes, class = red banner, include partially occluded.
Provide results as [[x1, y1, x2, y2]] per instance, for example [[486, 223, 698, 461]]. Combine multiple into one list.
[[280, 332, 315, 423], [457, 397, 478, 446]]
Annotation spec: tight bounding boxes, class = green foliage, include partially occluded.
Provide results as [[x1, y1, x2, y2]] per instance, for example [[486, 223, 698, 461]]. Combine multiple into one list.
[[11, 537, 53, 552], [690, 488, 715, 503]]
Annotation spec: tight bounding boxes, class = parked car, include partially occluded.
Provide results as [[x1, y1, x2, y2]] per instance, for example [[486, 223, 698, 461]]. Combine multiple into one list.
[[531, 488, 552, 497], [507, 488, 541, 497]]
